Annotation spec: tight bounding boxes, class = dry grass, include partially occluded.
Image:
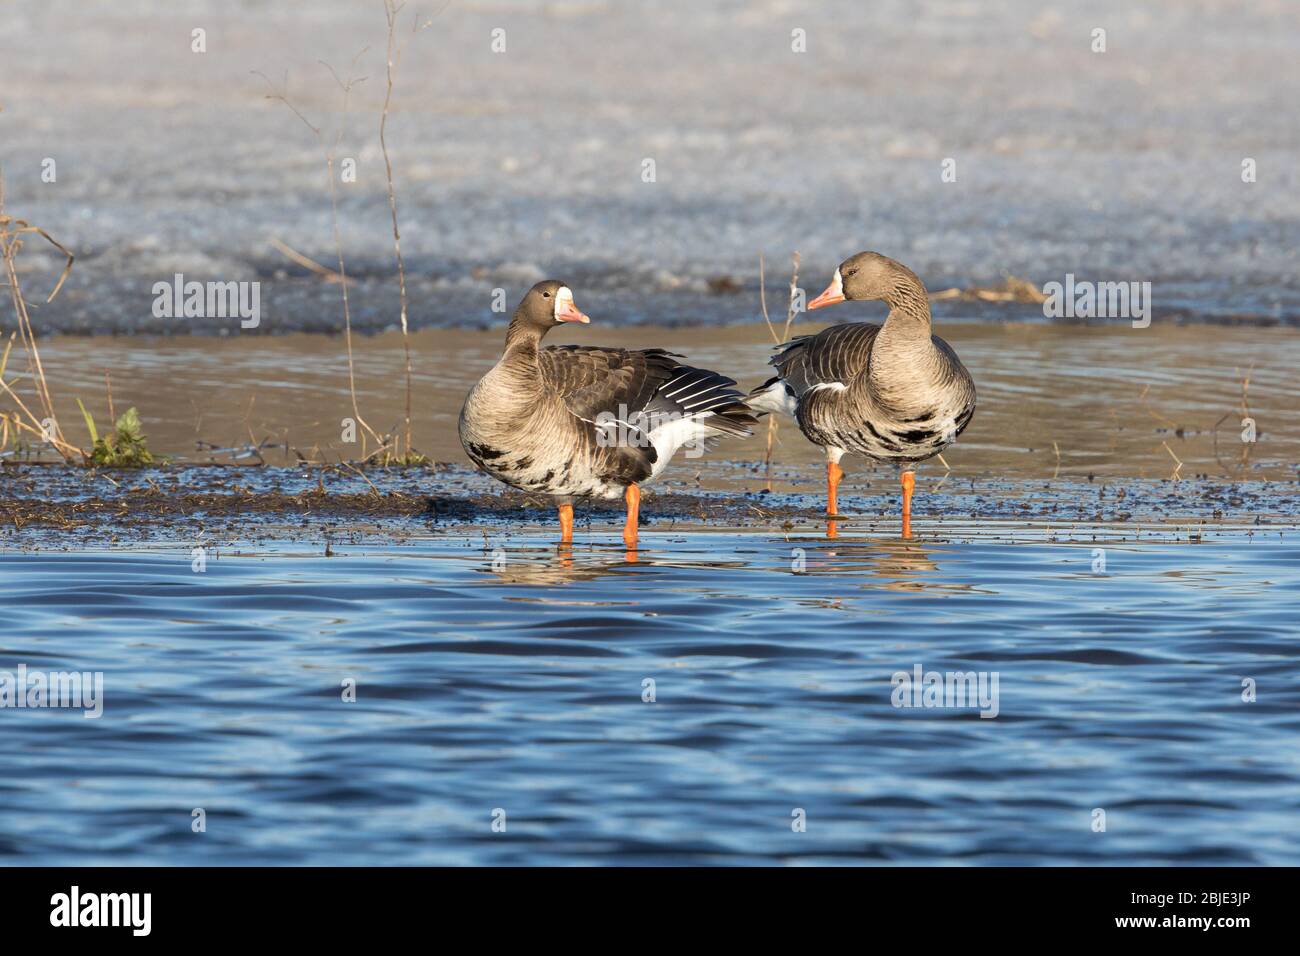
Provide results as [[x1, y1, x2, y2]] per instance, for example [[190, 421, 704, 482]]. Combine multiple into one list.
[[0, 171, 87, 463]]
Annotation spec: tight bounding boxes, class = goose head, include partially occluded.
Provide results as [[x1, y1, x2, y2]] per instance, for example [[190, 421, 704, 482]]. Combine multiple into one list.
[[514, 280, 590, 330], [808, 251, 911, 310]]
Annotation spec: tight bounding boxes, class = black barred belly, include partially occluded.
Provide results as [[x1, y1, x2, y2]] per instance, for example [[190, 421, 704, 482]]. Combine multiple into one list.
[[463, 441, 621, 499], [465, 442, 550, 492], [838, 408, 973, 464]]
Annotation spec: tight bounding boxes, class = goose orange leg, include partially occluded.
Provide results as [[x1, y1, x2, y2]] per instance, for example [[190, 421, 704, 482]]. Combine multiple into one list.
[[827, 461, 844, 516], [558, 502, 574, 544], [623, 483, 640, 546], [900, 470, 915, 539], [826, 459, 845, 539]]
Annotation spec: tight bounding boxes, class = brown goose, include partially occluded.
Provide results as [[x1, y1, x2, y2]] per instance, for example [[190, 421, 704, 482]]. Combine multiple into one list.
[[459, 280, 757, 545], [749, 252, 976, 537]]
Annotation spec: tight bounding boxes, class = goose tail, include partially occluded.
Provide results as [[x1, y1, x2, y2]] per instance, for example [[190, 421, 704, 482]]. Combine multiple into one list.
[[747, 376, 798, 418], [640, 365, 756, 439]]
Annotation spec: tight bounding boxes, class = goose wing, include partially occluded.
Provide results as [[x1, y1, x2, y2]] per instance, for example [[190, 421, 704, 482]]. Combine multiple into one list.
[[543, 345, 756, 435], [769, 322, 880, 395], [539, 346, 756, 482], [540, 346, 681, 426]]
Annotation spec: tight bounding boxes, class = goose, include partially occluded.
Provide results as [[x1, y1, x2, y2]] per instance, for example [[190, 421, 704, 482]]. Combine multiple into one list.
[[459, 280, 758, 545], [749, 251, 976, 538]]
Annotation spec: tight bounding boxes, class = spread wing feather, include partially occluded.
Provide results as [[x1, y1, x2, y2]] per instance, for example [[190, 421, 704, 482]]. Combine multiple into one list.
[[537, 346, 756, 484], [540, 346, 683, 425]]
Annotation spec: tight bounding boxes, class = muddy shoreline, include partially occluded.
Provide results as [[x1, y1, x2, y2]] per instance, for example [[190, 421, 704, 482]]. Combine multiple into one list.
[[2, 463, 1295, 548]]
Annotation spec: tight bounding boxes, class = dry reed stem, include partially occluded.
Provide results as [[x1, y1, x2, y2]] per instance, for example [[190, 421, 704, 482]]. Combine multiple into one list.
[[757, 255, 776, 490], [340, 459, 382, 496], [757, 252, 800, 491], [933, 451, 952, 491], [378, 1, 442, 461], [1161, 440, 1184, 481], [0, 378, 82, 458], [1211, 364, 1256, 478], [758, 254, 779, 346], [268, 237, 353, 284], [782, 252, 801, 342], [1137, 382, 1180, 431], [0, 172, 85, 462], [757, 256, 777, 489], [378, 1, 444, 461], [255, 58, 385, 458]]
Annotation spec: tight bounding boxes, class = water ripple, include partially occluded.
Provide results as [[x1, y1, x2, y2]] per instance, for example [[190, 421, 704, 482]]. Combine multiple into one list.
[[1, 529, 1297, 864]]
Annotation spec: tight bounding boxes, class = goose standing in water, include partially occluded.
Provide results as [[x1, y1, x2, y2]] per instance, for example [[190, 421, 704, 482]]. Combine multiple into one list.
[[460, 280, 757, 545], [749, 252, 976, 538]]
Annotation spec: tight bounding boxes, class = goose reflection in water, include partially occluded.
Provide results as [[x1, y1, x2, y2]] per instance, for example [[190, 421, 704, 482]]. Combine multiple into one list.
[[473, 541, 753, 587], [470, 533, 979, 597], [788, 535, 986, 596]]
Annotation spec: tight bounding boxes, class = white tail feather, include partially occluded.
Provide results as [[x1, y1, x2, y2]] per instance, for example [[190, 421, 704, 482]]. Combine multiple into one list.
[[748, 378, 798, 417]]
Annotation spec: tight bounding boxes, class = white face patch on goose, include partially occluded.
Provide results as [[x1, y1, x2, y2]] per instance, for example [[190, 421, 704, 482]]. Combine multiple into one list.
[[554, 286, 574, 321]]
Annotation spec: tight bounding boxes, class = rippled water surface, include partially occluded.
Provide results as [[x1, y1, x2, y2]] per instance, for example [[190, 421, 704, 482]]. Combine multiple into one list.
[[3, 527, 1297, 865]]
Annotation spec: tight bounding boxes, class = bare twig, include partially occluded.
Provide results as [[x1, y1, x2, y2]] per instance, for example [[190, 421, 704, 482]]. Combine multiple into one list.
[[379, 0, 434, 461], [1137, 382, 1180, 430], [933, 451, 952, 491], [758, 253, 779, 345], [759, 252, 800, 491], [268, 237, 354, 284], [1211, 364, 1256, 478], [340, 459, 382, 496], [782, 251, 801, 342], [254, 57, 384, 456], [1161, 440, 1184, 481]]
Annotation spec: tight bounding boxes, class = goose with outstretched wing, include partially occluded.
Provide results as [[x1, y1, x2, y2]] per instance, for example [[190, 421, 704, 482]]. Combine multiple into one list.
[[460, 281, 757, 545]]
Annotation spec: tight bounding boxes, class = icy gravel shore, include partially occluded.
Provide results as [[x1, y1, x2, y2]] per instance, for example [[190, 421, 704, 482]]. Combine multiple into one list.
[[2, 0, 1297, 333]]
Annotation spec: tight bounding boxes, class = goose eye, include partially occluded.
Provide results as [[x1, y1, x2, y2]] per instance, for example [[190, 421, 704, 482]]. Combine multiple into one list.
[[845, 269, 857, 277], [542, 291, 551, 298]]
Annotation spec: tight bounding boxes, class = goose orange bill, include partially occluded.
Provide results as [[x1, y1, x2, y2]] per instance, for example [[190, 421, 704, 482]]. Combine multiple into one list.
[[807, 269, 845, 310], [556, 289, 590, 323]]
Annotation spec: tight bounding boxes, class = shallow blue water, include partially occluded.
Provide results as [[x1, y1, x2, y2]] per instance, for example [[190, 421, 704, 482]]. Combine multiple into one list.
[[2, 529, 1298, 865]]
